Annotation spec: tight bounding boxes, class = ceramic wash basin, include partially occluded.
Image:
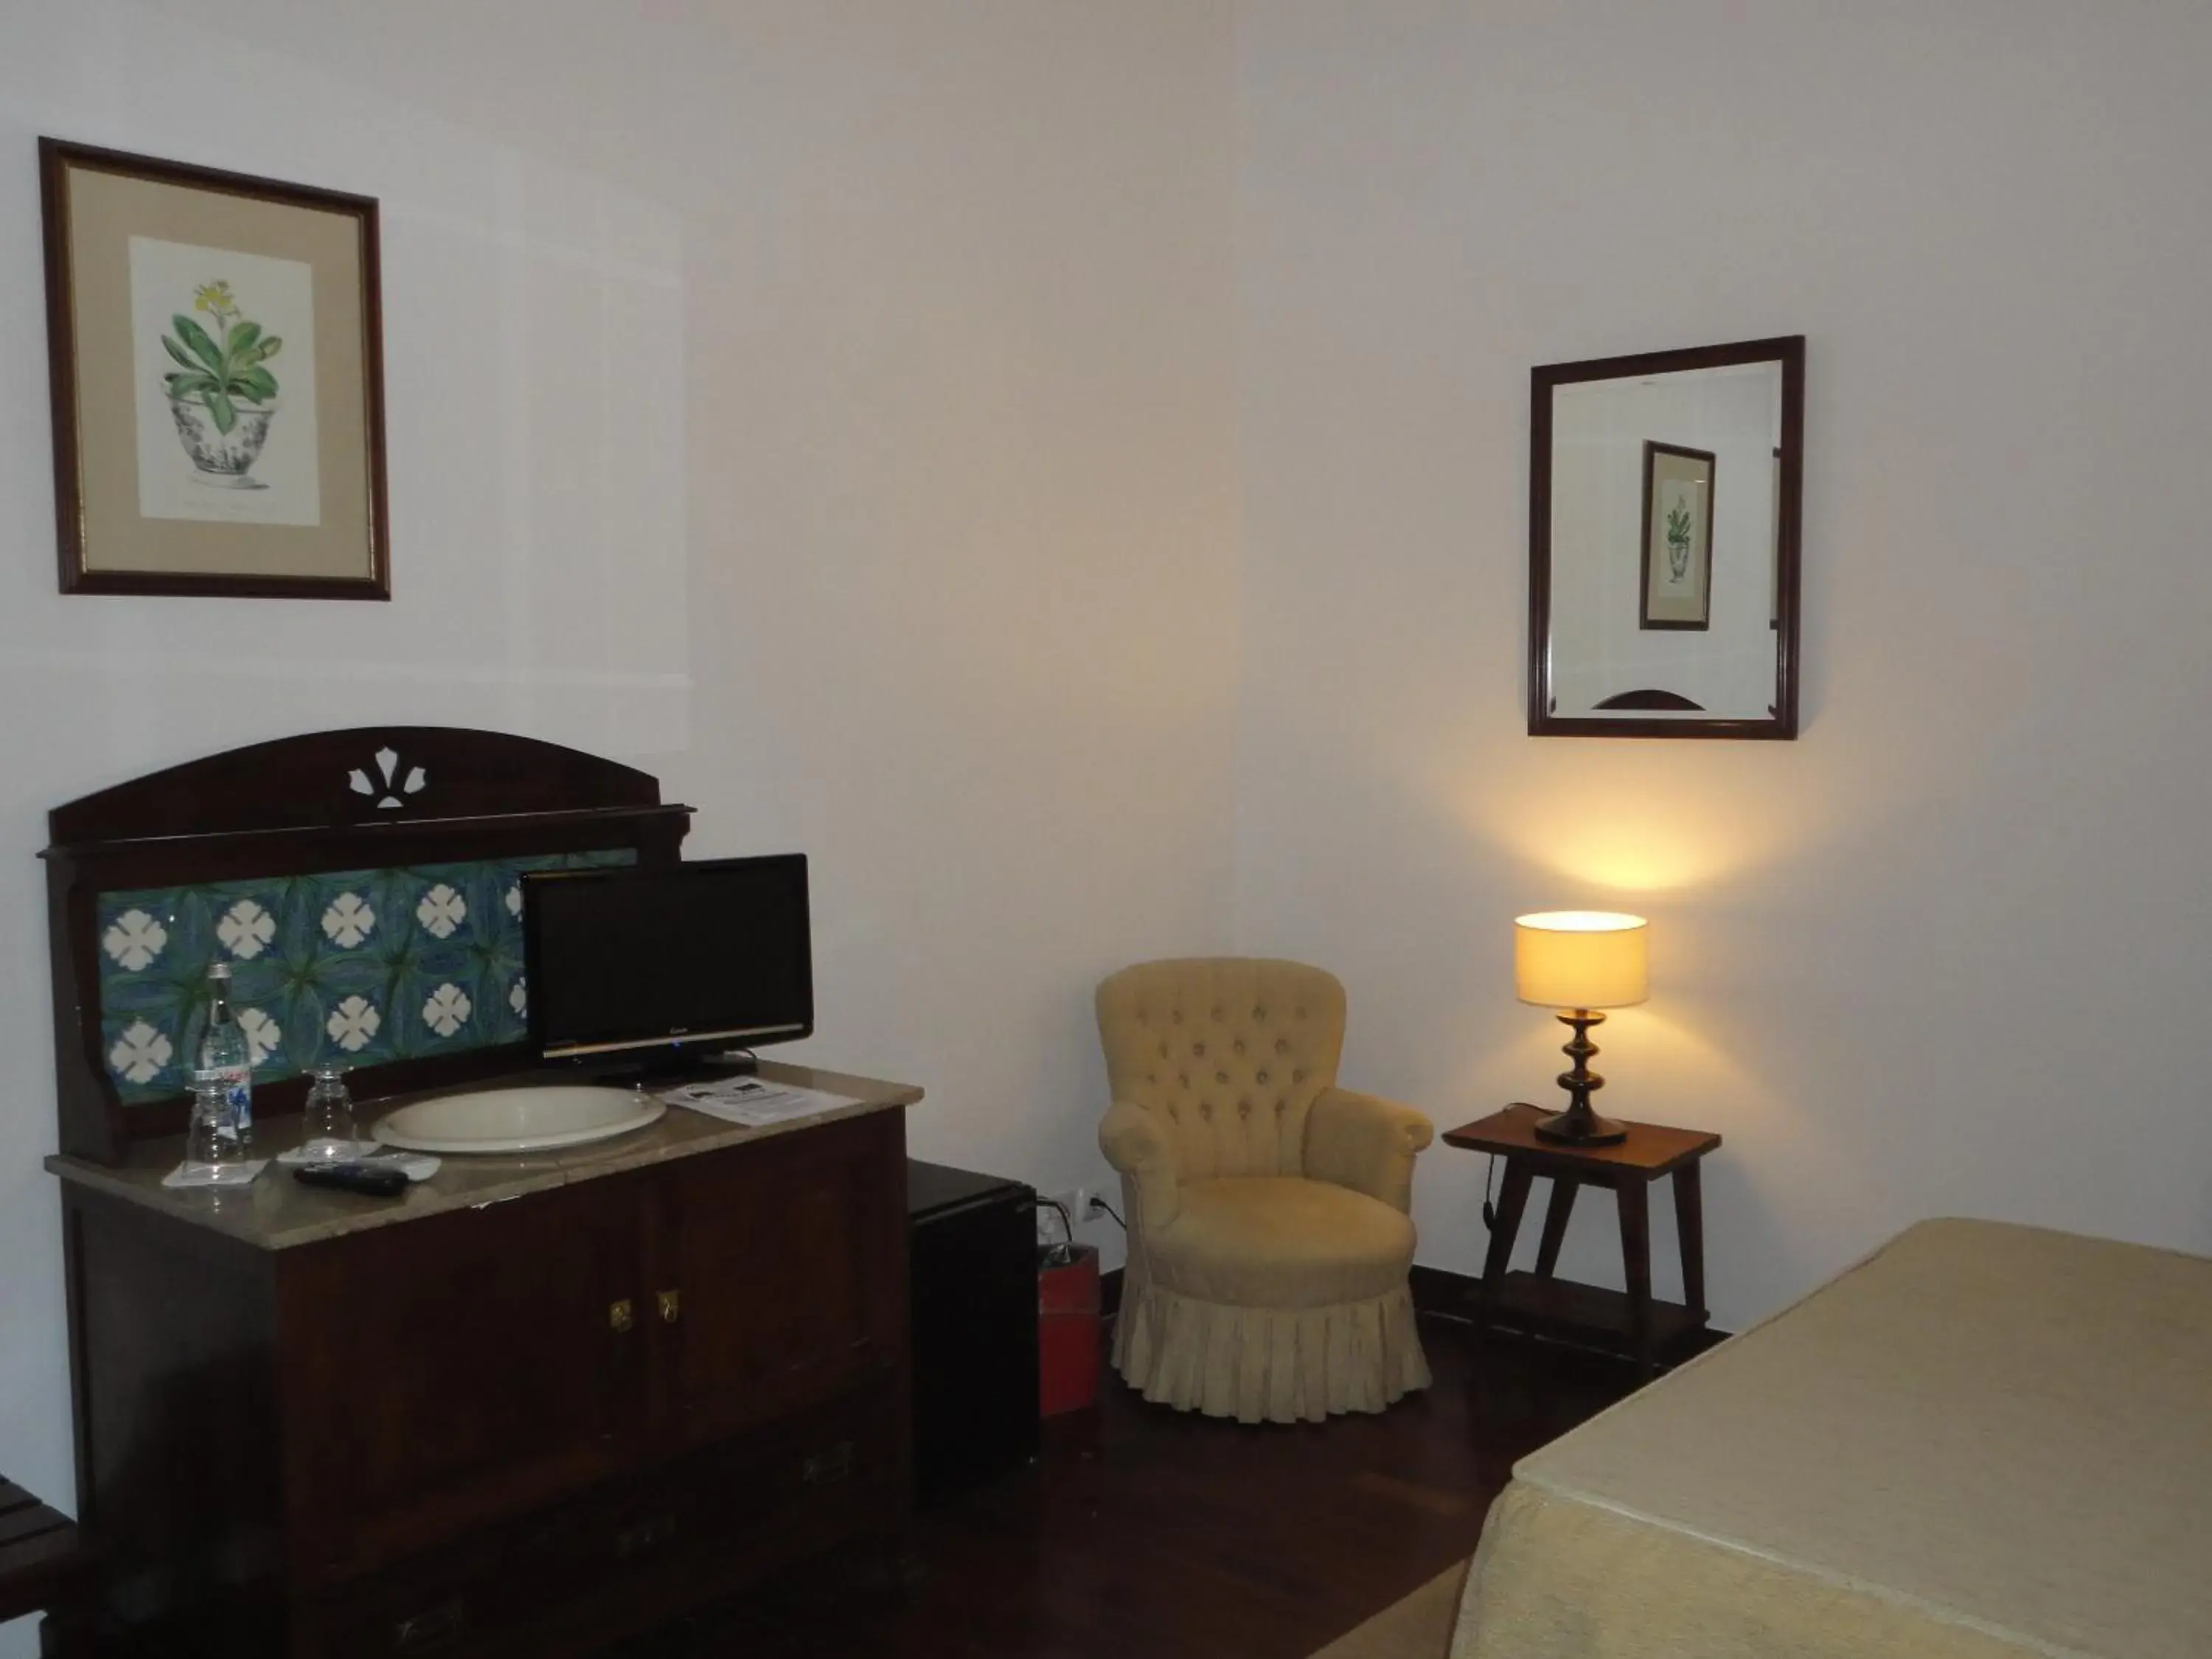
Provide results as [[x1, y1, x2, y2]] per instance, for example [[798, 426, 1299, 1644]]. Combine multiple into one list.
[[371, 1085, 665, 1155]]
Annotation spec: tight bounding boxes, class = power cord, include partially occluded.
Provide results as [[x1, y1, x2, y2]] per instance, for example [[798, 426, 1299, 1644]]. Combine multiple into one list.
[[1090, 1195, 1127, 1231], [1481, 1155, 1498, 1232], [1033, 1196, 1076, 1267]]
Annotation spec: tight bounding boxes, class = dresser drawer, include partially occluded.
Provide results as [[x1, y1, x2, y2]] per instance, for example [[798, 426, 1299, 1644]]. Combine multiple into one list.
[[291, 1382, 900, 1659]]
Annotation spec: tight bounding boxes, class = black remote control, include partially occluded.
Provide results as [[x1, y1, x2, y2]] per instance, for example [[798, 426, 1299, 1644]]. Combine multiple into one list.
[[293, 1161, 409, 1197]]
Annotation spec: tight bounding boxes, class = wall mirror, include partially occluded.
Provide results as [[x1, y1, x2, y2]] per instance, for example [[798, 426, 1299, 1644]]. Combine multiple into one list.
[[1529, 335, 1804, 738]]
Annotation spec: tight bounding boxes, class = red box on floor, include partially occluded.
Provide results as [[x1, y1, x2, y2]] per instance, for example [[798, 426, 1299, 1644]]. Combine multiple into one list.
[[1038, 1244, 1102, 1416]]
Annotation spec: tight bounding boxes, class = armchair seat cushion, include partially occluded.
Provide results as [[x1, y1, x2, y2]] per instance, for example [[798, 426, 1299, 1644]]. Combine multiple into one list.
[[1154, 1176, 1417, 1310]]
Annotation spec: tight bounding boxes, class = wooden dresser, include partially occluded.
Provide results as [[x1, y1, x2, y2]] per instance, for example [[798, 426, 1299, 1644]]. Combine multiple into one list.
[[39, 730, 919, 1655], [49, 1068, 916, 1657]]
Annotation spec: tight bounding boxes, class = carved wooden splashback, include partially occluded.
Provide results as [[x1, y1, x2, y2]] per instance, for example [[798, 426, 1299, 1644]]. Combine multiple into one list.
[[44, 728, 692, 1163]]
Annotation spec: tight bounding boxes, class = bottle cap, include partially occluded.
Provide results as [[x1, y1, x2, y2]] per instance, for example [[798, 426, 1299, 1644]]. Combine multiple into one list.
[[206, 962, 232, 980]]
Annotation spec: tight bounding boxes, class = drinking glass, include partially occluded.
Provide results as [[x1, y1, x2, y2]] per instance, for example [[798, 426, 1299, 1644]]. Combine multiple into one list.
[[300, 1063, 360, 1163]]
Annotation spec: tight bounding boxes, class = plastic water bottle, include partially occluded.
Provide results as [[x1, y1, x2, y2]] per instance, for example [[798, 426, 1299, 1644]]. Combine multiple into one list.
[[198, 963, 254, 1150], [184, 1071, 243, 1175]]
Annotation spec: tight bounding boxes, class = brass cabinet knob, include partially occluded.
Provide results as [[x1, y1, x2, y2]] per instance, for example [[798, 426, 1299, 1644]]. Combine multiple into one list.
[[656, 1289, 681, 1325], [804, 1441, 856, 1486], [608, 1298, 634, 1333], [392, 1596, 465, 1654]]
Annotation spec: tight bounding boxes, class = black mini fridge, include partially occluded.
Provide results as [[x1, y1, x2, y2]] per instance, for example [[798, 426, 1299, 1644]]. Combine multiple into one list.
[[906, 1160, 1042, 1508]]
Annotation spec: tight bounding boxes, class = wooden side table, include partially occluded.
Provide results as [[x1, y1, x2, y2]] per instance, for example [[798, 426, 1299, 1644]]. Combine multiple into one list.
[[1442, 1103, 1722, 1374]]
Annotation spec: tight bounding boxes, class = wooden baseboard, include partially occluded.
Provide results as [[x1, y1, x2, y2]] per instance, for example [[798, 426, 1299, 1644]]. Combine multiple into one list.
[[1408, 1263, 1482, 1317], [1410, 1263, 1731, 1363]]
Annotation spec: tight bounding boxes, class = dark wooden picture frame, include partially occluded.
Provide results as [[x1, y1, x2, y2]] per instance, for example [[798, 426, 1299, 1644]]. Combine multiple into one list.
[[40, 139, 390, 599], [1638, 440, 1715, 631], [1529, 334, 1804, 740]]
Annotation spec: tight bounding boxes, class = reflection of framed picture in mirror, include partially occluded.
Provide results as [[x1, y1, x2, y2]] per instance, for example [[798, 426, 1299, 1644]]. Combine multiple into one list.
[[1638, 441, 1714, 630], [40, 139, 389, 599]]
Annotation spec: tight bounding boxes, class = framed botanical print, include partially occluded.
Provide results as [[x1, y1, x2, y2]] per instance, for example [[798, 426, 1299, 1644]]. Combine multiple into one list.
[[1638, 440, 1714, 630], [39, 139, 389, 599]]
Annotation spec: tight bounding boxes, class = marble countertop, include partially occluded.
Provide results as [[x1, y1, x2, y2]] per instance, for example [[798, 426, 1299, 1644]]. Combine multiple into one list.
[[45, 1060, 922, 1252]]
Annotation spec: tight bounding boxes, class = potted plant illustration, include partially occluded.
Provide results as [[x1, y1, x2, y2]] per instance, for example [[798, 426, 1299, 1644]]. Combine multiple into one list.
[[161, 280, 283, 488], [1664, 499, 1694, 582]]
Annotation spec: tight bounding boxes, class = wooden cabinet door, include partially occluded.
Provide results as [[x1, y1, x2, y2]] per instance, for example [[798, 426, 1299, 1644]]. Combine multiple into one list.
[[276, 1175, 644, 1581], [645, 1112, 906, 1453]]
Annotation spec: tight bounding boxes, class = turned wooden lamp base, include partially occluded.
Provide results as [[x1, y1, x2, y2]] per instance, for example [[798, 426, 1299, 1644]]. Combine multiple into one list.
[[1532, 1009, 1628, 1147]]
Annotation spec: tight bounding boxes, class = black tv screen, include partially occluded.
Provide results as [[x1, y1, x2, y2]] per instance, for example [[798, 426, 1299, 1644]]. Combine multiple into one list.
[[521, 855, 813, 1060]]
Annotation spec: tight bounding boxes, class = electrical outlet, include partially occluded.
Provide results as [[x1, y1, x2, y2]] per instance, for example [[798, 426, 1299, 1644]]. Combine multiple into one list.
[[1040, 1185, 1115, 1240], [1040, 1187, 1087, 1239]]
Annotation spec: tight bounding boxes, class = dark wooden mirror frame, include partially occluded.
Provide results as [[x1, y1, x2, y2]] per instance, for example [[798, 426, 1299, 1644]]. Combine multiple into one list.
[[1528, 335, 1805, 740]]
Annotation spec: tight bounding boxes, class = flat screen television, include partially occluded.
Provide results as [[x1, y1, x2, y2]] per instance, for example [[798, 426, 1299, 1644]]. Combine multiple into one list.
[[521, 855, 813, 1067]]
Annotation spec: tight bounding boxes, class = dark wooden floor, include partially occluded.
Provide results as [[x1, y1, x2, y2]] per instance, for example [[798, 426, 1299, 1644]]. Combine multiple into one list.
[[616, 1315, 1654, 1659]]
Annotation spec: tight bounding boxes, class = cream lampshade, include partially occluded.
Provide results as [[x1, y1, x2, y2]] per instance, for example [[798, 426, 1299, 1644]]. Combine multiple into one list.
[[1513, 911, 1648, 1146], [1514, 911, 1649, 1011]]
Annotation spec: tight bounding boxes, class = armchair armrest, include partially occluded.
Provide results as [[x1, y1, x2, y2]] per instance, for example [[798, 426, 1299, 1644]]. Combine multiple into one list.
[[1304, 1086, 1433, 1214], [1099, 1099, 1180, 1234]]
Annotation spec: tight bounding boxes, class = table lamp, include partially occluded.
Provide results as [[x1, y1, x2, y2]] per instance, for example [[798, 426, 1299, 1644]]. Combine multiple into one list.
[[1514, 911, 1649, 1147]]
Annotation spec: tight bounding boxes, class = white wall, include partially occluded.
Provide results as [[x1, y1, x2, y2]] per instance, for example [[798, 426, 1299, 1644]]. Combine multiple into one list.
[[17, 7, 2212, 1641], [1234, 0, 2212, 1329], [0, 6, 1237, 1645]]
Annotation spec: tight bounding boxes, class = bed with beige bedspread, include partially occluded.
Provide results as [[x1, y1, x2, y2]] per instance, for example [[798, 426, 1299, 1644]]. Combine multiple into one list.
[[1450, 1218, 2212, 1659]]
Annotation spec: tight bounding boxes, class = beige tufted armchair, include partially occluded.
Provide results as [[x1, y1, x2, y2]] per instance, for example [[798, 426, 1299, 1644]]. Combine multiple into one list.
[[1096, 959, 1435, 1425]]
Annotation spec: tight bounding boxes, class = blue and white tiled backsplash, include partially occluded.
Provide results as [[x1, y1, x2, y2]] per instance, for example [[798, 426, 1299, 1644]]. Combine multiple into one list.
[[96, 851, 636, 1104]]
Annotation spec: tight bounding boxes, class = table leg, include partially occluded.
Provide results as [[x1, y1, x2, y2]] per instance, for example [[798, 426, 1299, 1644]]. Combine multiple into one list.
[[1534, 1177, 1579, 1279], [1478, 1159, 1534, 1320], [1616, 1180, 1655, 1374], [1674, 1161, 1707, 1325]]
